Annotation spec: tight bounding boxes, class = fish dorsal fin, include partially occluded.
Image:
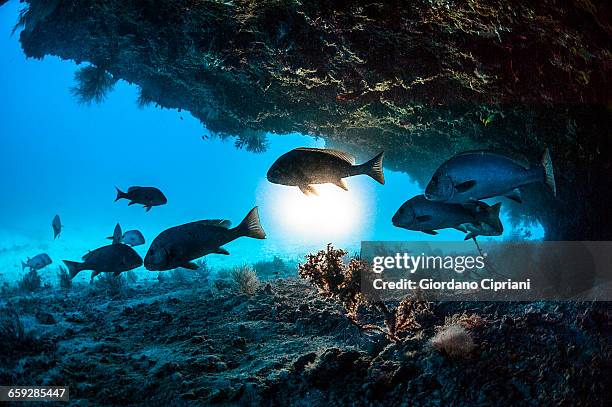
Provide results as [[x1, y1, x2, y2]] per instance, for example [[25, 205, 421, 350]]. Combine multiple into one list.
[[295, 148, 356, 164], [127, 186, 139, 192], [198, 219, 231, 228]]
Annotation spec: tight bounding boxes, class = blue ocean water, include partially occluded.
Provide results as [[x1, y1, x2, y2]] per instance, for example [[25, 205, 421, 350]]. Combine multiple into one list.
[[0, 1, 542, 283]]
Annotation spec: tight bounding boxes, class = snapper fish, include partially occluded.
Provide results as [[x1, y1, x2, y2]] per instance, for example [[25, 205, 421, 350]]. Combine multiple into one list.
[[267, 147, 385, 195], [52, 214, 62, 239], [392, 195, 502, 237], [22, 253, 52, 271], [63, 244, 143, 280], [106, 224, 145, 247], [456, 221, 503, 240], [144, 207, 266, 271], [425, 149, 556, 204], [115, 186, 167, 212], [120, 230, 145, 247]]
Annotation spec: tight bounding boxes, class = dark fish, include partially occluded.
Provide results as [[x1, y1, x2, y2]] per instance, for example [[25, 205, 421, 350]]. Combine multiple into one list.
[[424, 149, 556, 203], [115, 186, 167, 211], [63, 244, 143, 279], [52, 214, 62, 239], [106, 226, 145, 247], [392, 195, 502, 237], [22, 253, 52, 271], [267, 147, 385, 195], [457, 221, 503, 240], [110, 223, 122, 244], [144, 207, 266, 271]]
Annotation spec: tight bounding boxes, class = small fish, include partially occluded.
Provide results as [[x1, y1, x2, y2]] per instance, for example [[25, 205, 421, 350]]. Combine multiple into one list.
[[424, 149, 556, 203], [392, 195, 502, 236], [115, 186, 167, 211], [22, 253, 52, 271], [52, 214, 62, 239], [457, 220, 503, 240], [106, 227, 145, 247], [122, 230, 146, 247], [267, 147, 385, 195], [144, 207, 266, 271], [63, 244, 143, 280]]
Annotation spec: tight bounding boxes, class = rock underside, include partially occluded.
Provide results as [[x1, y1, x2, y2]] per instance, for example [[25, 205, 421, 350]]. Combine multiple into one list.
[[9, 0, 612, 239]]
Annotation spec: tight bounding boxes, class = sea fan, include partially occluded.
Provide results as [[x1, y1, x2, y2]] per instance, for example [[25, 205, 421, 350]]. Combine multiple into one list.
[[70, 65, 117, 105], [230, 265, 259, 295]]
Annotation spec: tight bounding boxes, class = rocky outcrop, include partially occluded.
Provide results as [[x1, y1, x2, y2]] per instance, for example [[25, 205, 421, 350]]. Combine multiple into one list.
[[13, 0, 612, 239]]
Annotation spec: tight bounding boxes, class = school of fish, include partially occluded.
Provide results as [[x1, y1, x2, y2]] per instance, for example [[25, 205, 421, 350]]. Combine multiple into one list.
[[20, 146, 555, 280]]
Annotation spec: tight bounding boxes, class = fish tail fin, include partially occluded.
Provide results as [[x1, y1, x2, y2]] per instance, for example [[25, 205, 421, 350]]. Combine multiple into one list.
[[115, 186, 126, 202], [63, 260, 84, 279], [541, 148, 556, 196], [356, 151, 385, 184], [484, 202, 504, 233], [21, 261, 27, 271], [236, 207, 266, 240]]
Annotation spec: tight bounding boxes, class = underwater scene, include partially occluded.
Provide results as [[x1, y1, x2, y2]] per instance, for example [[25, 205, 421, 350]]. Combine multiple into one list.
[[0, 1, 610, 405]]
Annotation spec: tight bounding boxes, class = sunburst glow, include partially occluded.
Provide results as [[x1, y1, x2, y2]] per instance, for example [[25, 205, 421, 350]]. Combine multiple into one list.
[[261, 182, 369, 244]]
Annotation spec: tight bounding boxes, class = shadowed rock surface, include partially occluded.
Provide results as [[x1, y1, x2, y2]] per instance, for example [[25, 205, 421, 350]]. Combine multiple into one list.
[[9, 0, 612, 239], [0, 278, 609, 405]]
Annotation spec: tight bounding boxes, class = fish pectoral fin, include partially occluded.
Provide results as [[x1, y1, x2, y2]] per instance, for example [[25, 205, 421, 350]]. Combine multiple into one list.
[[416, 215, 432, 222], [505, 188, 522, 203], [181, 262, 200, 270], [113, 271, 122, 277], [91, 270, 101, 279], [422, 230, 438, 235], [332, 179, 349, 191], [454, 180, 477, 193], [298, 185, 318, 196], [465, 233, 477, 240], [144, 205, 152, 212], [214, 247, 230, 255], [127, 201, 136, 206]]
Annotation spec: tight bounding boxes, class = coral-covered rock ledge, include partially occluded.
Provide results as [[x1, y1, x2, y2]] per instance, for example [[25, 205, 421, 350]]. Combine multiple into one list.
[[11, 0, 612, 239]]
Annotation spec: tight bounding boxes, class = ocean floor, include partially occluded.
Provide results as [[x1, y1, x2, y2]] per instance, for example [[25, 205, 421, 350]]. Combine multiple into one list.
[[0, 276, 609, 406]]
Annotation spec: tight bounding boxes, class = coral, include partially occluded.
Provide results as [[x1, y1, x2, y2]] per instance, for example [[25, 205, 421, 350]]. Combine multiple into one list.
[[233, 130, 269, 153], [57, 266, 72, 290], [170, 268, 188, 284], [193, 259, 211, 281], [70, 65, 117, 105], [430, 323, 476, 358], [253, 256, 296, 279], [125, 270, 138, 284], [299, 244, 431, 342], [230, 265, 259, 295], [0, 306, 40, 357], [18, 269, 41, 292], [90, 273, 126, 298]]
